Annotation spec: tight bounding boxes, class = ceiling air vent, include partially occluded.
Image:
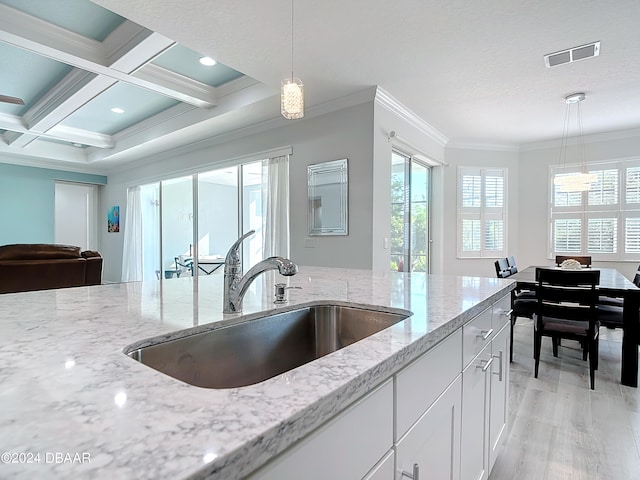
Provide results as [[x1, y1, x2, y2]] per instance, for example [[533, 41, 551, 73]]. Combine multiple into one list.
[[544, 41, 600, 68]]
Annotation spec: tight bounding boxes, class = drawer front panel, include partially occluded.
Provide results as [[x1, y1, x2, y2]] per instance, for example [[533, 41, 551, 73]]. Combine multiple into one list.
[[249, 380, 393, 480], [463, 306, 493, 367], [396, 329, 462, 439], [492, 293, 512, 331]]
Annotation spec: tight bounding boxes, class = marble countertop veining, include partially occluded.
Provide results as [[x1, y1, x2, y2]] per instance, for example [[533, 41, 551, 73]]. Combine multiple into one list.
[[0, 266, 513, 479]]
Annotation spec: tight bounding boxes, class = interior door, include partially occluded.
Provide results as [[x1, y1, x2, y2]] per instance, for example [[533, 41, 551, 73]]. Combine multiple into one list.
[[54, 181, 98, 250]]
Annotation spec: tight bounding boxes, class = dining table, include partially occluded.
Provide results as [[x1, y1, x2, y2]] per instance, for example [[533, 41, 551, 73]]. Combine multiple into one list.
[[510, 266, 640, 387], [193, 255, 225, 275]]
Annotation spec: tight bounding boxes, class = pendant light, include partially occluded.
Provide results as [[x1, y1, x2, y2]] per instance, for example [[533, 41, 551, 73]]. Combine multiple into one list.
[[553, 93, 596, 193], [281, 0, 304, 119]]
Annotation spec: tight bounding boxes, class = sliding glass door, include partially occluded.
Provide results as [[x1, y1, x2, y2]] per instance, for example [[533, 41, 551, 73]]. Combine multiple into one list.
[[161, 176, 195, 279], [391, 150, 431, 272]]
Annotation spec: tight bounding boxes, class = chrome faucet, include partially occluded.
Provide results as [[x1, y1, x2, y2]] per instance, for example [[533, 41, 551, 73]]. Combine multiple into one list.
[[223, 230, 298, 313]]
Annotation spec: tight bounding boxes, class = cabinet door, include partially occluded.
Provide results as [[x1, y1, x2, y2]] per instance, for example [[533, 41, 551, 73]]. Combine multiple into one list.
[[249, 380, 393, 480], [364, 450, 394, 480], [396, 375, 462, 480], [489, 323, 510, 471], [460, 344, 491, 480]]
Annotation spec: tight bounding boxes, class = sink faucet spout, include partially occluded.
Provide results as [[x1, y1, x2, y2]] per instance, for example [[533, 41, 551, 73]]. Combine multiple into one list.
[[223, 231, 298, 313]]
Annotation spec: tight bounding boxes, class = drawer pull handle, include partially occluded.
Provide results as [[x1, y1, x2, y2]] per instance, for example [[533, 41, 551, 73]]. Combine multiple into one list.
[[476, 357, 494, 372], [402, 463, 419, 480], [492, 350, 504, 381], [476, 328, 494, 340], [502, 309, 514, 317]]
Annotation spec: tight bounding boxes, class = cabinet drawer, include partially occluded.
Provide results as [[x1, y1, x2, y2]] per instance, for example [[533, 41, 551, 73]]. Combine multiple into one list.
[[248, 379, 393, 480], [492, 293, 512, 331], [396, 329, 462, 440], [462, 306, 493, 367]]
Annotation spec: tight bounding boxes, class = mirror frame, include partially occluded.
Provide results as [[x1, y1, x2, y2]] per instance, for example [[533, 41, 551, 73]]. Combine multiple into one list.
[[307, 158, 348, 236]]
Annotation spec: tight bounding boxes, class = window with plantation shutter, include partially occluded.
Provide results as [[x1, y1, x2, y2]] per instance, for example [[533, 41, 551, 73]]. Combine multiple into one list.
[[458, 167, 506, 258], [550, 160, 640, 261]]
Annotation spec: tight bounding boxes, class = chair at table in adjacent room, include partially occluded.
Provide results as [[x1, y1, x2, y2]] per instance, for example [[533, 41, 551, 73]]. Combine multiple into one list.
[[555, 255, 592, 268], [494, 256, 536, 362], [494, 257, 511, 278], [533, 268, 600, 389]]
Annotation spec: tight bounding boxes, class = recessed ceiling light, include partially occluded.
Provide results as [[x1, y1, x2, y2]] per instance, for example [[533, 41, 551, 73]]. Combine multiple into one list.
[[72, 142, 83, 148], [199, 56, 217, 66], [111, 107, 125, 114]]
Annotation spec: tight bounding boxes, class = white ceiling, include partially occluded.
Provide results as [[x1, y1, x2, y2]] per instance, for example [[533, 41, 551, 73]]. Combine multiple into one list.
[[4, 0, 640, 173]]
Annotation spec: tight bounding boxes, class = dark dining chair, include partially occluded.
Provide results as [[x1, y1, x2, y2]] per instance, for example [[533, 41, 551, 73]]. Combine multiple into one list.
[[495, 256, 536, 362], [494, 258, 511, 278], [633, 264, 640, 288], [555, 255, 592, 267], [534, 268, 600, 389]]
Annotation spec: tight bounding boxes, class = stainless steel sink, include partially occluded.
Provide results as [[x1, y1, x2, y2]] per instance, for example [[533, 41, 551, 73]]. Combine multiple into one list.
[[125, 303, 410, 389]]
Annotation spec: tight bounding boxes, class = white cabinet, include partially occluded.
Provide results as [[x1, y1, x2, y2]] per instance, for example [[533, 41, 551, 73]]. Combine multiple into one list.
[[461, 342, 491, 480], [396, 330, 462, 439], [363, 450, 394, 480], [460, 294, 511, 480], [395, 330, 463, 480], [247, 292, 511, 480], [248, 379, 393, 480], [396, 375, 462, 480], [489, 322, 509, 471]]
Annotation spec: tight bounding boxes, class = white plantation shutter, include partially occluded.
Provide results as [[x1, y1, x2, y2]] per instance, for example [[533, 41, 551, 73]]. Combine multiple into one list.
[[626, 167, 640, 204], [550, 160, 640, 260], [625, 218, 640, 253], [462, 175, 481, 208], [553, 219, 581, 253], [589, 169, 618, 206], [458, 167, 506, 258], [587, 218, 617, 253]]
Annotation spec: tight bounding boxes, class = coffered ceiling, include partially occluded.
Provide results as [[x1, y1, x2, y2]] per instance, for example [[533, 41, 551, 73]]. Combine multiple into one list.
[[2, 0, 640, 174], [0, 0, 275, 172]]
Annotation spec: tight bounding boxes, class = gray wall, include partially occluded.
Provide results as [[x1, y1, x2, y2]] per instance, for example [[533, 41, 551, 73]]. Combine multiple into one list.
[[100, 101, 375, 282]]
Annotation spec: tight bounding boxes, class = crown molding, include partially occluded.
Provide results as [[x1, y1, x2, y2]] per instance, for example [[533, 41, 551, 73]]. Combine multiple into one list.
[[374, 87, 448, 147], [520, 126, 640, 151], [445, 142, 520, 152]]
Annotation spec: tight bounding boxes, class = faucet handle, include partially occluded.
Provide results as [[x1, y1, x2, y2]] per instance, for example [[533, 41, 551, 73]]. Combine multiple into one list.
[[224, 230, 255, 267]]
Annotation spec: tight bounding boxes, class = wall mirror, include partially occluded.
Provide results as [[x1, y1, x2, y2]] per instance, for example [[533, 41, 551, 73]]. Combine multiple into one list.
[[308, 158, 348, 236]]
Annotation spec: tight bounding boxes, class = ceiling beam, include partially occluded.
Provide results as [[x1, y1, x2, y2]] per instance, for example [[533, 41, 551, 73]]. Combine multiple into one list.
[[0, 4, 218, 108], [0, 112, 114, 148]]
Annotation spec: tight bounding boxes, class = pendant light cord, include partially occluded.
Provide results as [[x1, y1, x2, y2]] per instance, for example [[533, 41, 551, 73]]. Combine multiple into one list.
[[559, 101, 570, 174], [290, 0, 294, 81]]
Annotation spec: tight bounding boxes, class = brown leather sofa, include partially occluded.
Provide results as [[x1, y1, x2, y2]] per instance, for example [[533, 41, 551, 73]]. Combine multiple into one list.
[[0, 244, 103, 294]]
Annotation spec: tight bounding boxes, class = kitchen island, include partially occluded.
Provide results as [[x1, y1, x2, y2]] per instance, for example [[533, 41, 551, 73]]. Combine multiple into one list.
[[0, 266, 514, 479]]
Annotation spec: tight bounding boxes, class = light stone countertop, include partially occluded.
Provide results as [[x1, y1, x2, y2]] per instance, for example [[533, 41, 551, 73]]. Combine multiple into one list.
[[0, 266, 513, 479]]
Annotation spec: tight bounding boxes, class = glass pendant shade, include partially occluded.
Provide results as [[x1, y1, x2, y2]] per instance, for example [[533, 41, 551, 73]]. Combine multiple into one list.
[[554, 172, 598, 193], [281, 78, 304, 119]]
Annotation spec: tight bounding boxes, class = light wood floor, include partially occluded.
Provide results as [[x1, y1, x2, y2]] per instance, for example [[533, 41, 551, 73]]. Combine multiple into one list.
[[489, 318, 640, 480]]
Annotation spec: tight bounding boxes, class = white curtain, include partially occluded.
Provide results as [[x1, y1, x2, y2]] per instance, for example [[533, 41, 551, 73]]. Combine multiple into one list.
[[121, 186, 143, 282], [262, 155, 290, 257]]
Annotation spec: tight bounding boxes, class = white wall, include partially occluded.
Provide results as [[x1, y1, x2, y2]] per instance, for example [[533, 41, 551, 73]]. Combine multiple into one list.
[[442, 147, 520, 277], [100, 101, 375, 282], [519, 131, 640, 280]]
